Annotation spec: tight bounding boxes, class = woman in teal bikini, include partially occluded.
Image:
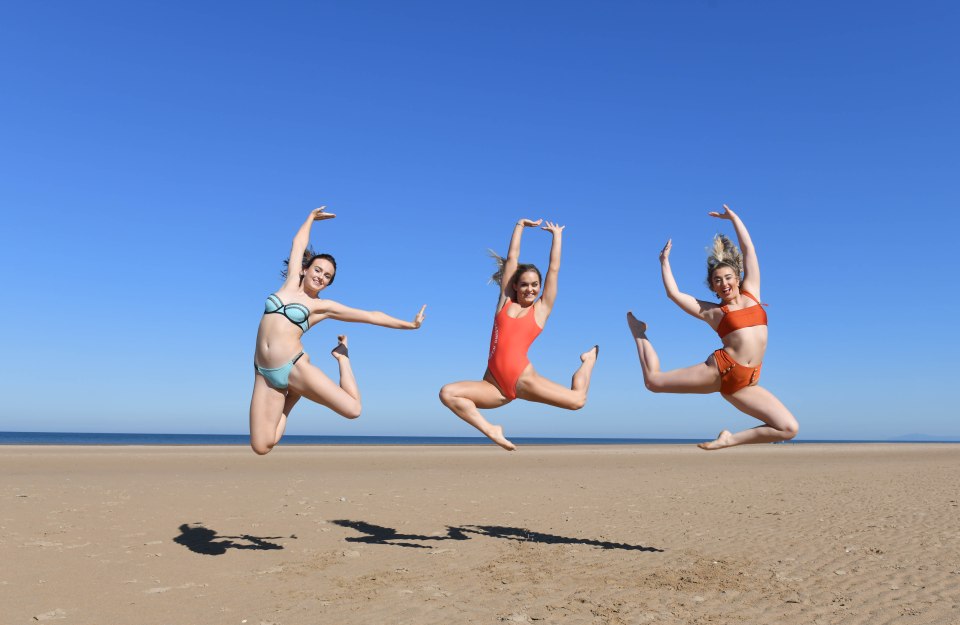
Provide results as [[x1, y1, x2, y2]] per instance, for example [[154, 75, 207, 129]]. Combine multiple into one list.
[[249, 207, 426, 455]]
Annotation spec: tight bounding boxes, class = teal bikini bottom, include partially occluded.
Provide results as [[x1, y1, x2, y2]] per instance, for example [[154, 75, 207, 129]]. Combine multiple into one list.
[[255, 352, 304, 390]]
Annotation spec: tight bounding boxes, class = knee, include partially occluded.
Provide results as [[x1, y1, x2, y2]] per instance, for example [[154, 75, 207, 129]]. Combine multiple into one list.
[[251, 441, 274, 456], [438, 385, 455, 407], [342, 402, 362, 420], [566, 394, 587, 411], [780, 420, 799, 440]]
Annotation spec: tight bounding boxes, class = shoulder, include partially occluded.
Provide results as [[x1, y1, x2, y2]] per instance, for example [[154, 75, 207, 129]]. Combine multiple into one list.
[[309, 297, 339, 313]]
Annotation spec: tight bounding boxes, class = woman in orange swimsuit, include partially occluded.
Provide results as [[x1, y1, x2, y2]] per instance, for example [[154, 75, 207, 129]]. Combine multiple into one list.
[[626, 205, 798, 450], [440, 218, 599, 451]]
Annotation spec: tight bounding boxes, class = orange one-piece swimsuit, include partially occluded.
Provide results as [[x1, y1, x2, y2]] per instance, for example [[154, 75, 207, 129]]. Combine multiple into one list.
[[713, 290, 768, 395], [487, 301, 543, 400]]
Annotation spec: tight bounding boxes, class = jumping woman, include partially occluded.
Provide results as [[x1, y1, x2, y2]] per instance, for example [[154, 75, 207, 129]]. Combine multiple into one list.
[[250, 207, 426, 455], [440, 218, 599, 451], [626, 205, 798, 450]]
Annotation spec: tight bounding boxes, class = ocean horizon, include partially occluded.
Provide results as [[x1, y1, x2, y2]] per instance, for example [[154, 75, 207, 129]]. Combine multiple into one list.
[[1, 431, 958, 446]]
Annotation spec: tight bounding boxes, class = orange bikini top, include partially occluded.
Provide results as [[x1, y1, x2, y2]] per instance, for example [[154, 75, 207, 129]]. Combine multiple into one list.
[[716, 290, 767, 339]]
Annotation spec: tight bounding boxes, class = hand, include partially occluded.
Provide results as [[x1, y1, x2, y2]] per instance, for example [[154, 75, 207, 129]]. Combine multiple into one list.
[[310, 206, 336, 221], [518, 218, 543, 228], [412, 304, 427, 329], [659, 239, 672, 263], [708, 204, 735, 220], [541, 220, 565, 235]]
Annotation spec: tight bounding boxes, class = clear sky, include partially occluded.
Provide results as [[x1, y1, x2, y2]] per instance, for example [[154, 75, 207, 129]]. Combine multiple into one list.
[[1, 1, 957, 440]]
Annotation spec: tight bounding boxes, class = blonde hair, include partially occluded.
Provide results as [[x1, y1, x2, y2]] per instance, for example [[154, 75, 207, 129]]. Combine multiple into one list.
[[705, 234, 742, 290], [487, 250, 541, 288], [487, 249, 506, 285]]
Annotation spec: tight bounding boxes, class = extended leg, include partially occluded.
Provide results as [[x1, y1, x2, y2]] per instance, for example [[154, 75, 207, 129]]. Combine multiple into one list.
[[627, 312, 719, 393]]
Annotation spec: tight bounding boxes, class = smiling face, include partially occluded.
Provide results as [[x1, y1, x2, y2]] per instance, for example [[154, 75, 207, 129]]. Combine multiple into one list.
[[302, 257, 336, 295], [513, 269, 541, 306], [710, 264, 740, 301]]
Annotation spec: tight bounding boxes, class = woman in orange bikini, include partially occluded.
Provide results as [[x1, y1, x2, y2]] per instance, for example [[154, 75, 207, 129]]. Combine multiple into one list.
[[440, 218, 599, 451], [626, 205, 798, 450]]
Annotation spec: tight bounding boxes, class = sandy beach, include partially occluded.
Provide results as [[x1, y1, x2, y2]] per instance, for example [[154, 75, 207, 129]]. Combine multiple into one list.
[[2, 443, 958, 624]]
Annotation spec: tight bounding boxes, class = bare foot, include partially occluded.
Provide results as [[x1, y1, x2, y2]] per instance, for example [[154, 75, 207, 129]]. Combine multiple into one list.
[[580, 345, 599, 363], [331, 335, 349, 361], [487, 424, 516, 451], [698, 430, 734, 450], [626, 312, 647, 338]]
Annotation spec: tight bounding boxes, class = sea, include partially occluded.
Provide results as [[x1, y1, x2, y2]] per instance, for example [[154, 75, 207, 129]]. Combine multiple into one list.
[[1, 432, 955, 446]]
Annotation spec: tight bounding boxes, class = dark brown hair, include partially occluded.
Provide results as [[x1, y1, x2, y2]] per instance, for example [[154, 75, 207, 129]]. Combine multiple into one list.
[[282, 246, 337, 285]]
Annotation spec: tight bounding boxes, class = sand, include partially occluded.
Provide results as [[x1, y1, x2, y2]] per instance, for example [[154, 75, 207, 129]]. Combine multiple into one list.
[[2, 443, 959, 625]]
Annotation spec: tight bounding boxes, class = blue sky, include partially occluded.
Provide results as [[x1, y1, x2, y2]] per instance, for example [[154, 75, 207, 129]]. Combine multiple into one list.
[[1, 1, 957, 440]]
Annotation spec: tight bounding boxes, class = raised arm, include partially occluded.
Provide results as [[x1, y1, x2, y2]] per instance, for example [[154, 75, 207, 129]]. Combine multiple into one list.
[[537, 221, 565, 315], [709, 204, 760, 296], [498, 218, 542, 310], [316, 301, 427, 330], [660, 240, 708, 320], [282, 207, 336, 289]]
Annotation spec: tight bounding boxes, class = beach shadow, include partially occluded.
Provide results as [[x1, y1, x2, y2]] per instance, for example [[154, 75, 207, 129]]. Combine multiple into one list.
[[460, 525, 662, 552], [331, 519, 661, 552], [173, 523, 292, 556], [330, 519, 470, 548]]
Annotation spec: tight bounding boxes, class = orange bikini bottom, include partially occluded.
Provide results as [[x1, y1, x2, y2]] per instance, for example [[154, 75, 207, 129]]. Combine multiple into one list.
[[713, 349, 762, 395]]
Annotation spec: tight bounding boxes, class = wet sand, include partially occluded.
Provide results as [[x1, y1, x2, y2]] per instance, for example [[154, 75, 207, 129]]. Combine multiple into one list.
[[2, 444, 959, 624]]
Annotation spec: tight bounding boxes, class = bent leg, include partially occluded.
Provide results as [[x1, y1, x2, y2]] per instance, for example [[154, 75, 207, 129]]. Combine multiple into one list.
[[272, 391, 302, 446], [698, 385, 799, 450], [287, 345, 362, 420], [249, 373, 288, 455], [439, 377, 514, 450], [627, 312, 720, 393], [514, 346, 598, 410]]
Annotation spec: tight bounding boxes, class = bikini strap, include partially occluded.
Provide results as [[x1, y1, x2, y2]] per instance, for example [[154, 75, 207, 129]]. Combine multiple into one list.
[[740, 290, 767, 306]]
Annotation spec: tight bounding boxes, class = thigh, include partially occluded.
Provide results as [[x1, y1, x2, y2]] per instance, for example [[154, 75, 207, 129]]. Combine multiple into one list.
[[723, 385, 798, 431], [283, 390, 302, 416], [448, 376, 512, 409], [514, 367, 579, 409], [287, 354, 359, 415], [250, 372, 287, 445], [653, 357, 722, 394]]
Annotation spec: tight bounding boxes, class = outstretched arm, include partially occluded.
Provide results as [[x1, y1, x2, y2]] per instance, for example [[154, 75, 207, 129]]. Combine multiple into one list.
[[498, 218, 542, 310], [537, 221, 564, 314], [282, 207, 336, 289], [660, 240, 707, 320], [317, 301, 427, 330], [709, 204, 760, 296]]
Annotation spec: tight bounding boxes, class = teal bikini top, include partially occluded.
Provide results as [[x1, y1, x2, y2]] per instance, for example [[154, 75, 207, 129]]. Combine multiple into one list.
[[264, 293, 310, 333]]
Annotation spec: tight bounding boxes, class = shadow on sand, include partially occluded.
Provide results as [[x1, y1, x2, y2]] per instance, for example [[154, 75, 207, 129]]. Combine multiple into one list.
[[173, 522, 293, 556], [330, 519, 662, 552]]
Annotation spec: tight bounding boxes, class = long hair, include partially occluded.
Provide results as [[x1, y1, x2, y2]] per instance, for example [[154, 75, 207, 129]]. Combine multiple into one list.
[[282, 245, 337, 285], [487, 250, 541, 291], [705, 234, 742, 291]]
